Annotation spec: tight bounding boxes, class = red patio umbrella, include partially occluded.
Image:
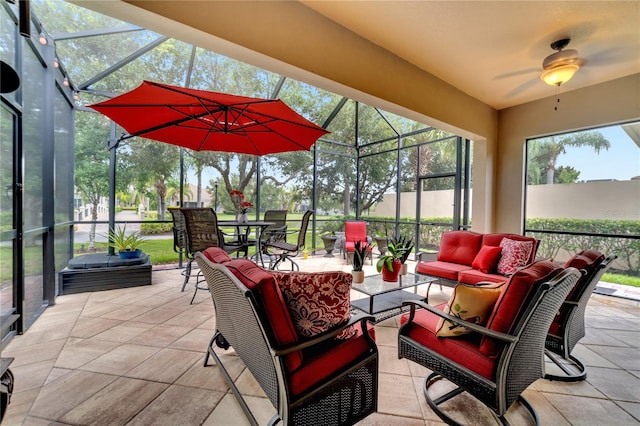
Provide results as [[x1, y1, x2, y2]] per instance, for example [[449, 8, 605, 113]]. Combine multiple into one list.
[[88, 80, 328, 155]]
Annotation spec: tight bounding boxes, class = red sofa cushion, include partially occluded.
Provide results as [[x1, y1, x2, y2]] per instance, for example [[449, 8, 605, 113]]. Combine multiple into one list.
[[202, 246, 232, 264], [400, 307, 496, 380], [480, 260, 563, 356], [471, 245, 503, 273], [273, 270, 356, 340], [416, 260, 472, 281], [482, 233, 538, 264], [224, 259, 303, 371], [437, 231, 483, 266], [289, 323, 376, 396]]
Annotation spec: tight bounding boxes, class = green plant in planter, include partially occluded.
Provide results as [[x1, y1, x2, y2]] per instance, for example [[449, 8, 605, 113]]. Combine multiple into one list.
[[352, 240, 372, 272], [103, 225, 148, 253], [390, 235, 414, 264], [376, 242, 404, 272]]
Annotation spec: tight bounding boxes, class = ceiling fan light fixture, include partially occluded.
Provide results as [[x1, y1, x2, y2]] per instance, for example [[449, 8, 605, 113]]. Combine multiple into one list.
[[541, 64, 580, 86]]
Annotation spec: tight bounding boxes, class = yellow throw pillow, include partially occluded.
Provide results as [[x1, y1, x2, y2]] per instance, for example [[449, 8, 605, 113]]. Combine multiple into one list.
[[436, 283, 503, 337]]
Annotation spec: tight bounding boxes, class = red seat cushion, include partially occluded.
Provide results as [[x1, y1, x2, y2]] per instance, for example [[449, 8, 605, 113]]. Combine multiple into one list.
[[224, 259, 302, 371], [479, 260, 563, 356], [416, 260, 472, 281], [400, 307, 496, 380], [289, 323, 376, 396], [202, 246, 232, 264], [457, 269, 507, 285], [437, 231, 483, 266]]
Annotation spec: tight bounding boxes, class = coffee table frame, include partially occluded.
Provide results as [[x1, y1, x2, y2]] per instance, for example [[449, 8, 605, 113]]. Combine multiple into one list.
[[350, 273, 437, 322]]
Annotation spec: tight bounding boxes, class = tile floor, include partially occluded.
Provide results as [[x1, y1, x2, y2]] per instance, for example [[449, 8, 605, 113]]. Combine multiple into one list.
[[2, 254, 639, 425]]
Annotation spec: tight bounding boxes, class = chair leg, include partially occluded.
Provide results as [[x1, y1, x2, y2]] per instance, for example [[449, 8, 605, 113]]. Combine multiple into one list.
[[423, 373, 539, 426], [544, 350, 587, 382], [181, 258, 194, 291]]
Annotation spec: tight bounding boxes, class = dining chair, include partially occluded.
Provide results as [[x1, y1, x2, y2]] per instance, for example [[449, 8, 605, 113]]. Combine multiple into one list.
[[180, 207, 247, 302], [264, 210, 313, 271]]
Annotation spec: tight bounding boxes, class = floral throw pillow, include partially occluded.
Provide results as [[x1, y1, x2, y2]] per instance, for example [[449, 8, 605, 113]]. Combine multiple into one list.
[[273, 271, 357, 340], [497, 238, 534, 275]]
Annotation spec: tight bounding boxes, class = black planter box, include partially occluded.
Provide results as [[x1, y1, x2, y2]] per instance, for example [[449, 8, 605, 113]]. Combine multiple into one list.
[[58, 253, 152, 295]]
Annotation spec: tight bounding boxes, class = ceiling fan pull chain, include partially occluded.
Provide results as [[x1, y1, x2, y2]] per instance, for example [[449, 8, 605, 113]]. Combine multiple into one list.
[[555, 84, 560, 111]]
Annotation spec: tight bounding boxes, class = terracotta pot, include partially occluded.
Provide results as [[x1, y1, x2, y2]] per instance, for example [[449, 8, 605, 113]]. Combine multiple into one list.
[[381, 259, 402, 282], [352, 270, 365, 284], [400, 263, 408, 275]]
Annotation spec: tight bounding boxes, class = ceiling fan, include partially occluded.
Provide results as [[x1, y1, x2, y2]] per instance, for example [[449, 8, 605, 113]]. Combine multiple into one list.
[[540, 38, 583, 86]]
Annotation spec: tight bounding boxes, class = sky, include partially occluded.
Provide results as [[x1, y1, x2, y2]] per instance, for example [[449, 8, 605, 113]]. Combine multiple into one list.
[[556, 124, 640, 182]]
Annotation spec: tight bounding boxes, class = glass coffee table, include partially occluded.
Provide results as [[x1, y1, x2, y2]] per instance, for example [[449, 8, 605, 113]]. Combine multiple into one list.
[[350, 273, 437, 322]]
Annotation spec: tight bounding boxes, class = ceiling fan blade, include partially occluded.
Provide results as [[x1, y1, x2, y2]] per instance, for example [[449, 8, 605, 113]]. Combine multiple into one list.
[[507, 78, 540, 97]]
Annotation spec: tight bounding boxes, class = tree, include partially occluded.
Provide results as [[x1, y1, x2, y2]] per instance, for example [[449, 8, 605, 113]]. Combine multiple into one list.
[[120, 139, 179, 220], [528, 131, 611, 185], [74, 112, 113, 249]]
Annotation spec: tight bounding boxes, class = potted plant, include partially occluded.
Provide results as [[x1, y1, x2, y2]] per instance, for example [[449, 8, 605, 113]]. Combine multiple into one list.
[[103, 225, 147, 259], [376, 237, 412, 281], [391, 235, 414, 275], [351, 240, 371, 284]]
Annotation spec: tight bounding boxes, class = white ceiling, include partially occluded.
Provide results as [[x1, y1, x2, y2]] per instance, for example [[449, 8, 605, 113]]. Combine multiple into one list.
[[301, 1, 640, 110]]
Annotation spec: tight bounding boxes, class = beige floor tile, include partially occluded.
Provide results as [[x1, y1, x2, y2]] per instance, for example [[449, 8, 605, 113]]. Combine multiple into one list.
[[127, 323, 194, 347], [169, 327, 214, 352], [70, 315, 123, 338], [54, 337, 120, 369], [80, 301, 125, 317], [125, 348, 202, 383], [28, 370, 118, 420], [129, 306, 185, 324], [2, 339, 66, 367], [9, 359, 54, 392], [164, 309, 215, 328], [548, 392, 638, 424], [617, 401, 640, 422], [127, 384, 223, 426], [589, 345, 640, 370], [378, 344, 412, 376], [377, 372, 423, 419], [98, 304, 154, 320], [176, 354, 244, 392], [586, 366, 640, 402], [80, 343, 160, 375], [1, 388, 42, 426], [60, 377, 168, 425], [204, 393, 275, 426], [90, 321, 155, 343]]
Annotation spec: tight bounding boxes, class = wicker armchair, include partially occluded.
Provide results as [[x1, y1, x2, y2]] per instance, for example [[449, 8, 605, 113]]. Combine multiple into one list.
[[545, 251, 616, 381], [264, 210, 313, 271], [195, 249, 378, 425], [398, 260, 580, 425]]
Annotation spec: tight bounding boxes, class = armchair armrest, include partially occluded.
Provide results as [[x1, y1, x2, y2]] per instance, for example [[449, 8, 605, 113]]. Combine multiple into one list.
[[416, 251, 438, 262], [274, 313, 375, 355], [401, 300, 518, 344]]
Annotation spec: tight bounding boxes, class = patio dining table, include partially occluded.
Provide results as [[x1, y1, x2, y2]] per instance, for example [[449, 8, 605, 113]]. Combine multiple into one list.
[[218, 220, 275, 265]]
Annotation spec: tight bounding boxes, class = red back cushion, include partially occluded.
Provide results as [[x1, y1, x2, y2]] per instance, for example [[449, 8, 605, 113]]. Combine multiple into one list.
[[437, 231, 483, 266], [479, 260, 563, 356], [345, 221, 367, 243], [224, 259, 302, 371], [202, 247, 232, 264], [563, 250, 605, 301], [471, 245, 503, 274]]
